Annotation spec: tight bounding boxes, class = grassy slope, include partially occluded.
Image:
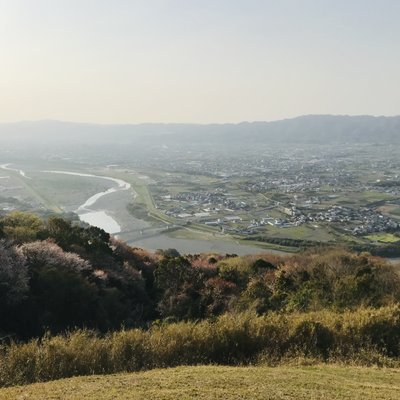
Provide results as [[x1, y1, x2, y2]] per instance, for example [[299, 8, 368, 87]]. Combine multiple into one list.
[[1, 365, 399, 400]]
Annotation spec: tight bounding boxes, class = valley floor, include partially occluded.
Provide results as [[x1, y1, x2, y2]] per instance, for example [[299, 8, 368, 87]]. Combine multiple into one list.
[[0, 365, 399, 400]]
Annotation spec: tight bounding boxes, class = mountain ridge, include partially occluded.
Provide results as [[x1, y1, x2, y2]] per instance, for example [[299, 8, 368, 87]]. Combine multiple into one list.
[[0, 114, 399, 145]]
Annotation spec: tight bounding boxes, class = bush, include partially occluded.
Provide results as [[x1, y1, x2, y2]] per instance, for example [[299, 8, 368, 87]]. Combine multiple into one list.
[[2, 306, 400, 387], [1, 212, 43, 243], [289, 320, 334, 359]]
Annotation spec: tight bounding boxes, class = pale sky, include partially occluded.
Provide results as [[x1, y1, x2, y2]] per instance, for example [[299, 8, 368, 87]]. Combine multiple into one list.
[[0, 0, 399, 123]]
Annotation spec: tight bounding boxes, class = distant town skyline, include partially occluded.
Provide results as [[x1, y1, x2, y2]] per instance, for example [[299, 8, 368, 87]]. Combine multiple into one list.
[[0, 0, 399, 124]]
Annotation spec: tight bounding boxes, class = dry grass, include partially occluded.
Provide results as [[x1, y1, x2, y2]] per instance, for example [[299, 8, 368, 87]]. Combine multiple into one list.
[[1, 365, 400, 400], [1, 306, 400, 388]]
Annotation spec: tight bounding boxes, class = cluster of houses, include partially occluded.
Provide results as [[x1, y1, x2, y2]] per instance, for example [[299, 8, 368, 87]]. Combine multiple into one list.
[[261, 205, 399, 236], [160, 191, 250, 222], [198, 204, 400, 237], [298, 205, 399, 234], [158, 188, 400, 237]]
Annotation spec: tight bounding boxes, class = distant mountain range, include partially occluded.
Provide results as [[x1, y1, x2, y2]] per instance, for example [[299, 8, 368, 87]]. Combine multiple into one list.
[[1, 115, 399, 146]]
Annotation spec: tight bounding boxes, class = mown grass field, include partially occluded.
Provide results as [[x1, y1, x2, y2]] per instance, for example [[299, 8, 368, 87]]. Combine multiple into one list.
[[1, 365, 399, 400]]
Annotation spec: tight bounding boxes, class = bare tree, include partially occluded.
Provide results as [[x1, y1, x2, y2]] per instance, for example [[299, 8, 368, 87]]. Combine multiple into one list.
[[0, 241, 28, 305]]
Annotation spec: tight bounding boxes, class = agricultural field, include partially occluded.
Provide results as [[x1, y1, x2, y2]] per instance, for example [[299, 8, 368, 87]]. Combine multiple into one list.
[[365, 233, 400, 243]]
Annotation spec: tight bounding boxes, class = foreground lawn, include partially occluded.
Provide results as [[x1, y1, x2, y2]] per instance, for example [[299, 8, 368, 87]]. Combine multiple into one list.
[[1, 365, 399, 400]]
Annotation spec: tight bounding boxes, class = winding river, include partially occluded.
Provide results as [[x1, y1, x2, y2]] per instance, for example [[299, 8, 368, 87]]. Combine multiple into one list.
[[43, 171, 132, 234], [42, 170, 287, 255]]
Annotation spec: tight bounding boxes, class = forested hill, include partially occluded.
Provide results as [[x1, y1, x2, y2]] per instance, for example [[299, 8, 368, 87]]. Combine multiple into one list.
[[1, 212, 399, 340], [2, 212, 400, 388], [0, 115, 400, 148]]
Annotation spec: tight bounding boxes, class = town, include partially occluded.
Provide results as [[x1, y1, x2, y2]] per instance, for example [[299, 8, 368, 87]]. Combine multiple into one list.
[[128, 143, 400, 246]]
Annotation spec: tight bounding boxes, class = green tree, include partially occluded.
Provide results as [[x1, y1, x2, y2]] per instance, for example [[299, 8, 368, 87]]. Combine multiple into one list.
[[2, 212, 43, 243]]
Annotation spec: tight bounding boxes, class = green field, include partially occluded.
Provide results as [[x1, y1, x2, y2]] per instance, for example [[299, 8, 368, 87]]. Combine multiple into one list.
[[365, 233, 400, 243], [324, 191, 394, 207], [1, 365, 399, 400]]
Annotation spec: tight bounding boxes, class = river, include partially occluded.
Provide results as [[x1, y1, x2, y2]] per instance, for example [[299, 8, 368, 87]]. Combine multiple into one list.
[[43, 170, 132, 234]]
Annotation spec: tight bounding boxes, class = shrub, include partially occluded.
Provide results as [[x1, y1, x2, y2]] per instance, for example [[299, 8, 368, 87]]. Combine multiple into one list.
[[2, 306, 400, 387], [1, 212, 43, 243], [289, 320, 334, 359]]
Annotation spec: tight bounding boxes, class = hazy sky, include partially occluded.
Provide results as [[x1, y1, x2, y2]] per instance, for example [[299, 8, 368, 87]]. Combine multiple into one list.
[[0, 0, 399, 123]]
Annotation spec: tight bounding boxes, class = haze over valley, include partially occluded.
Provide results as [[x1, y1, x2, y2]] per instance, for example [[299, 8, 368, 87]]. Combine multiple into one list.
[[1, 115, 400, 257]]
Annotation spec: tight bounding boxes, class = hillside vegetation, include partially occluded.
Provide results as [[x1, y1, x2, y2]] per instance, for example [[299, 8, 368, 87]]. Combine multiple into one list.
[[1, 212, 400, 388], [1, 307, 400, 387], [1, 365, 399, 400], [1, 211, 399, 339]]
